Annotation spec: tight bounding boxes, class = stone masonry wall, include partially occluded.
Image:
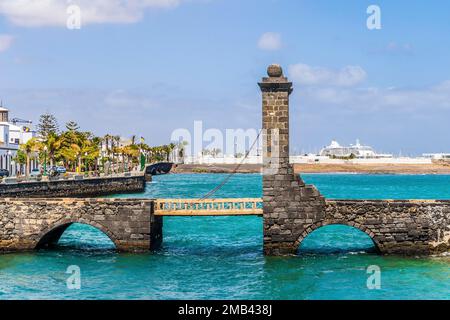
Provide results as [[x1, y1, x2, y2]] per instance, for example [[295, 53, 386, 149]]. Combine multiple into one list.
[[0, 198, 162, 253], [0, 175, 146, 198]]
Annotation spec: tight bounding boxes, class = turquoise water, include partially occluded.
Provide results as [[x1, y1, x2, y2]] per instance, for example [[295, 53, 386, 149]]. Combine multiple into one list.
[[0, 174, 449, 300]]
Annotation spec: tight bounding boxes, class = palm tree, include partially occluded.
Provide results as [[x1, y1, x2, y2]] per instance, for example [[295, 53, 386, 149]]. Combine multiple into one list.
[[177, 141, 189, 163], [90, 136, 102, 172], [110, 135, 121, 173], [103, 134, 113, 174], [77, 132, 95, 173], [12, 150, 27, 176], [130, 135, 136, 146], [57, 143, 80, 172], [167, 143, 176, 161], [158, 144, 176, 161], [43, 132, 61, 167], [56, 129, 81, 171], [20, 138, 42, 177], [114, 135, 121, 171], [138, 142, 150, 163], [127, 144, 140, 168], [103, 134, 111, 155]]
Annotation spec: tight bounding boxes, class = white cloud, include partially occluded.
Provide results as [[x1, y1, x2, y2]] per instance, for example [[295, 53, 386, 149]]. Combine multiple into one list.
[[0, 34, 14, 52], [0, 0, 184, 27], [258, 32, 282, 51], [104, 90, 160, 109], [368, 42, 414, 56], [299, 80, 450, 112], [289, 63, 367, 87], [385, 42, 413, 54]]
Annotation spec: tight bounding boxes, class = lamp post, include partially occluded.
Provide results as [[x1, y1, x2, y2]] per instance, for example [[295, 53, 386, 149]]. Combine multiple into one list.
[[6, 150, 11, 177], [140, 148, 145, 172], [43, 146, 48, 176], [76, 152, 80, 173], [84, 152, 88, 174], [11, 159, 15, 177]]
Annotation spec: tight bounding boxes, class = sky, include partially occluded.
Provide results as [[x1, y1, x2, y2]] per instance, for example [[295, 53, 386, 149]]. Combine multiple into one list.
[[0, 0, 449, 156]]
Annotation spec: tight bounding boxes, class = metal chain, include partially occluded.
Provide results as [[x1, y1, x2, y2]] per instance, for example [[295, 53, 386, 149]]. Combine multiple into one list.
[[199, 130, 262, 200]]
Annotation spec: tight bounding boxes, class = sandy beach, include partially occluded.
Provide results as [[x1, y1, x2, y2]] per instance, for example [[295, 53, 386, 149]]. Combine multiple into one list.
[[172, 162, 450, 175]]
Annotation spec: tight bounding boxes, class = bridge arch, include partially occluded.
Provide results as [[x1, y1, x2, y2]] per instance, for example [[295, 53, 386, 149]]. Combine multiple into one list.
[[35, 218, 120, 250], [294, 220, 381, 254]]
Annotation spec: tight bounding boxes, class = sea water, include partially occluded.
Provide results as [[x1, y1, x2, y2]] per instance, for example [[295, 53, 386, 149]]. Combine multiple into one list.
[[0, 174, 449, 300]]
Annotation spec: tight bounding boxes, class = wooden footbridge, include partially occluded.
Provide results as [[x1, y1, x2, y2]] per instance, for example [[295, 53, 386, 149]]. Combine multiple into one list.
[[154, 198, 263, 216]]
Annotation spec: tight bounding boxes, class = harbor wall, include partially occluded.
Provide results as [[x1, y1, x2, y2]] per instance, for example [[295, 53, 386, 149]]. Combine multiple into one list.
[[0, 175, 146, 198]]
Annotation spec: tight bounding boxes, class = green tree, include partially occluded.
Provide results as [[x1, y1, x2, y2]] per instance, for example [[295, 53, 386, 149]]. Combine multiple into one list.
[[56, 123, 82, 171], [37, 113, 59, 140], [13, 149, 27, 167], [66, 121, 80, 132], [57, 142, 80, 171]]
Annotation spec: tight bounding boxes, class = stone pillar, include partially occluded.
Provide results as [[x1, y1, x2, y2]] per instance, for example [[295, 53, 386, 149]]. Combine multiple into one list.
[[259, 64, 325, 256], [259, 64, 293, 174]]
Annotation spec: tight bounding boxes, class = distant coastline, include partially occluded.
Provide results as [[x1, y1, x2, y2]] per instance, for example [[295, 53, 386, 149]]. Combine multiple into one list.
[[172, 163, 450, 175]]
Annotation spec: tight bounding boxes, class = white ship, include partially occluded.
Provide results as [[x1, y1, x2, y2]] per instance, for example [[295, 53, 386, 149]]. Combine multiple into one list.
[[319, 140, 393, 159]]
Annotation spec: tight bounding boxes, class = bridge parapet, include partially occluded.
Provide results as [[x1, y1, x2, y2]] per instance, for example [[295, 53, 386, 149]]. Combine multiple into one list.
[[155, 198, 263, 216]]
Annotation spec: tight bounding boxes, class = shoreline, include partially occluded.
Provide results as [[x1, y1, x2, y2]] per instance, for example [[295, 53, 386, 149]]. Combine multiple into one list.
[[171, 163, 450, 175]]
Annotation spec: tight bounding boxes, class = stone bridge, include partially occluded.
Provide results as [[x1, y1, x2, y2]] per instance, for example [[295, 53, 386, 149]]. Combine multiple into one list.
[[0, 198, 162, 252], [0, 65, 449, 255], [265, 197, 450, 255], [1, 196, 448, 255]]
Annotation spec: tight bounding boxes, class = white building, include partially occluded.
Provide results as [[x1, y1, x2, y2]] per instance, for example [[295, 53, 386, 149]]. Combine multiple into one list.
[[423, 153, 450, 160], [178, 139, 433, 165], [0, 106, 37, 176], [183, 153, 262, 165]]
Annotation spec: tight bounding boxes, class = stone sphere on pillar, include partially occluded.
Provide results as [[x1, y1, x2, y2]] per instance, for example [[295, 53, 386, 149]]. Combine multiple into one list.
[[267, 64, 283, 77]]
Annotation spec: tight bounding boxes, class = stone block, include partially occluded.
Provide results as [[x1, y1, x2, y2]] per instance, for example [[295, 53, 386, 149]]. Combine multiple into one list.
[[3, 177, 18, 185]]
